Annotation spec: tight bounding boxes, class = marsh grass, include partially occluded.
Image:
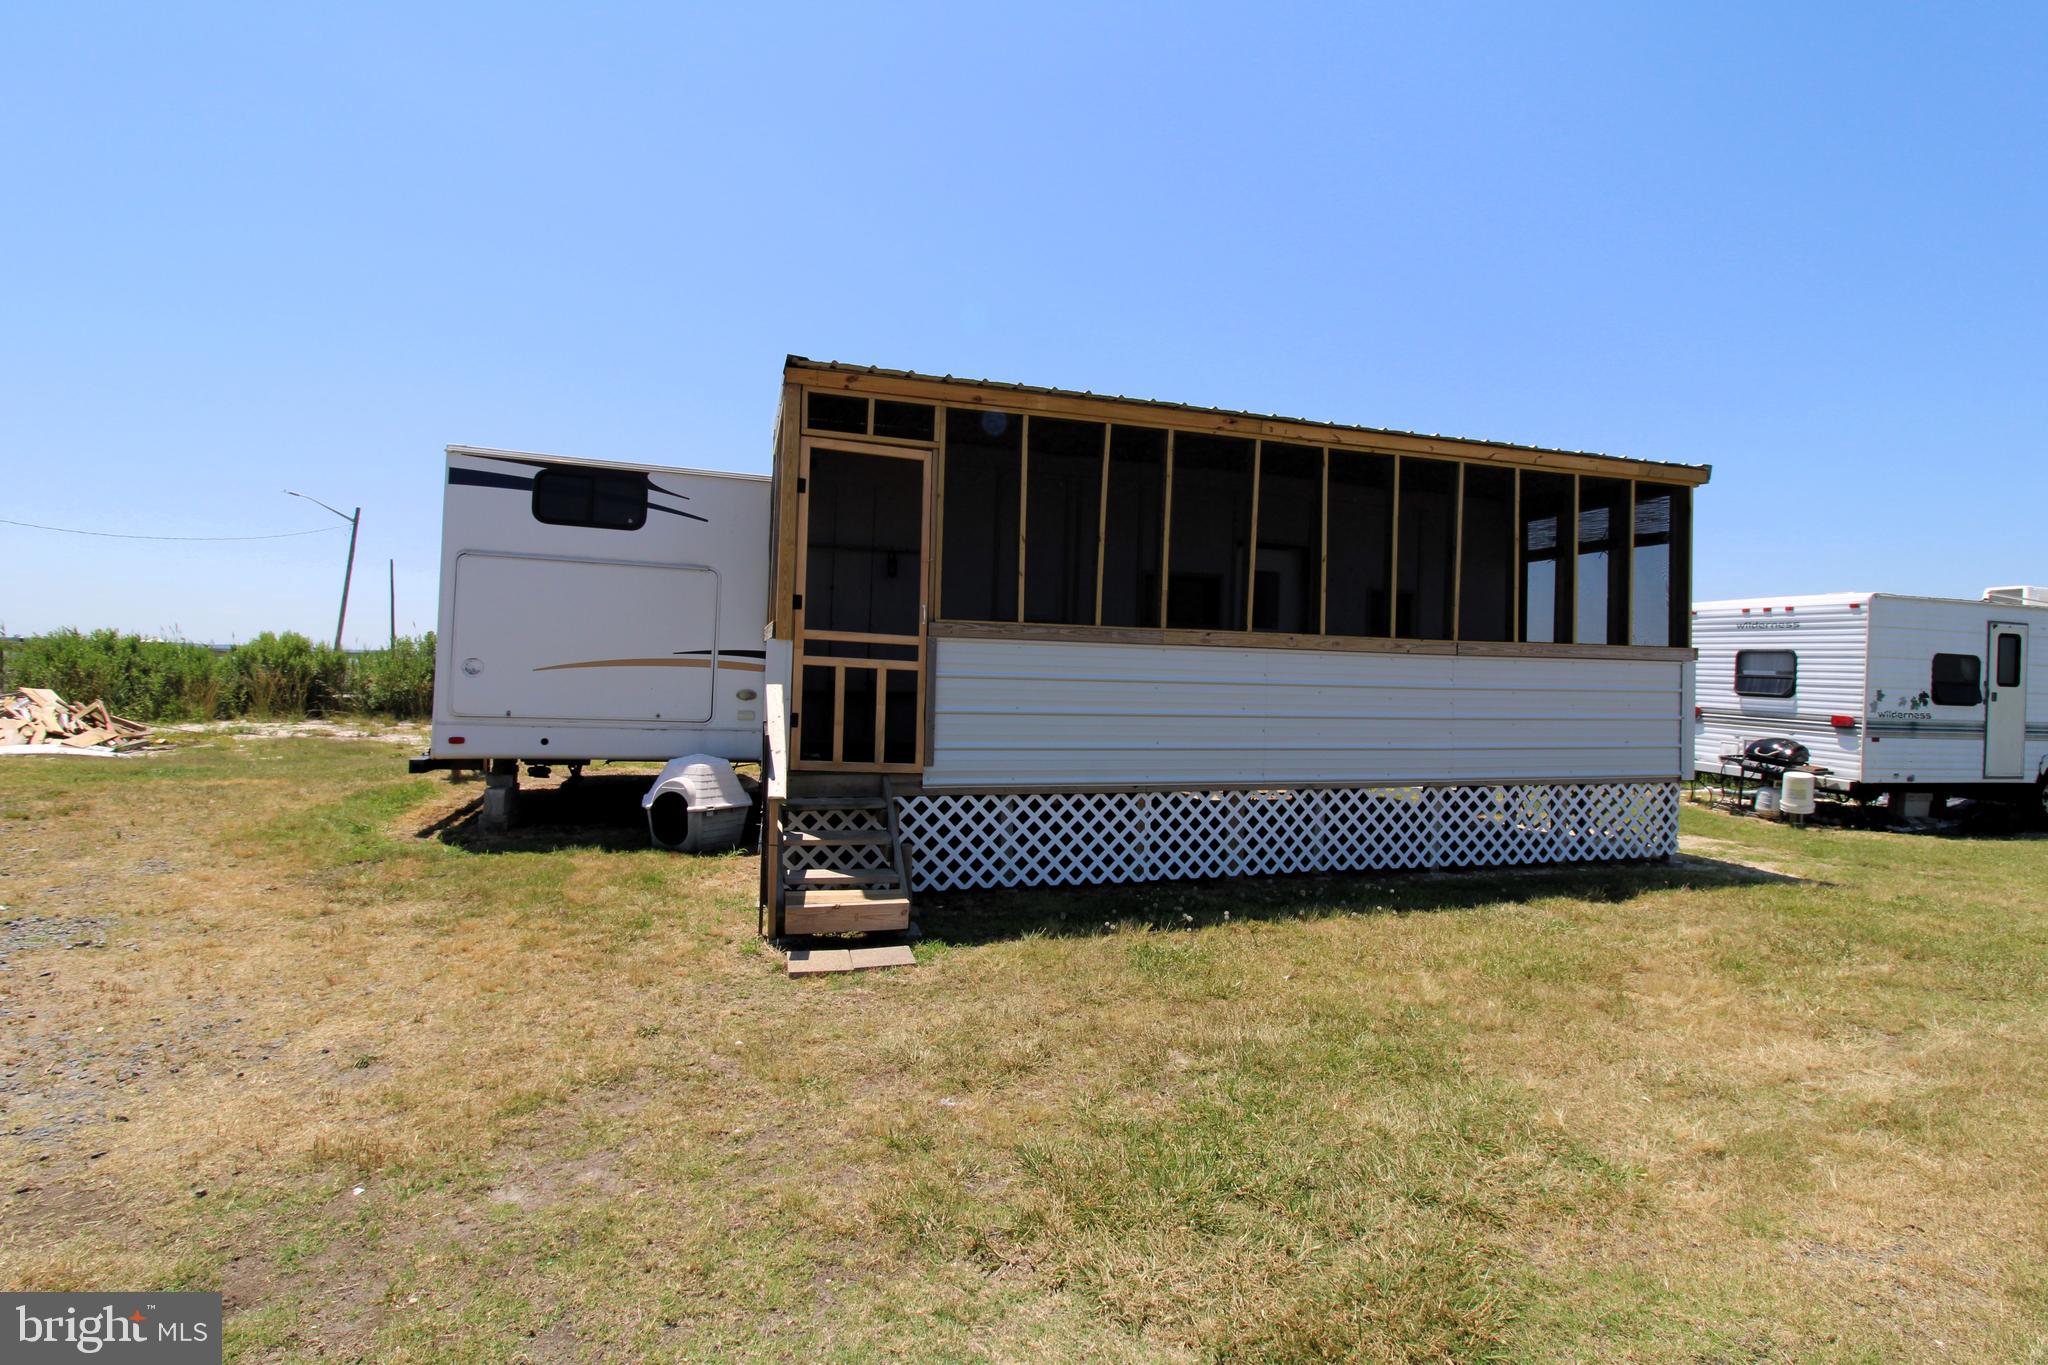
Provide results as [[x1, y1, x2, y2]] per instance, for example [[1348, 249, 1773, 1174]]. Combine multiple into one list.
[[1, 743, 2044, 1361]]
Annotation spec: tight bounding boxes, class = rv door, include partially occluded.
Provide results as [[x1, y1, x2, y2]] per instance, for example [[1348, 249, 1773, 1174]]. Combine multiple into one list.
[[1985, 622, 2027, 779]]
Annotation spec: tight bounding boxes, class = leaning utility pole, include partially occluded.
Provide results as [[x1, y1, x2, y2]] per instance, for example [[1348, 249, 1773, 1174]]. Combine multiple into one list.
[[284, 490, 361, 650]]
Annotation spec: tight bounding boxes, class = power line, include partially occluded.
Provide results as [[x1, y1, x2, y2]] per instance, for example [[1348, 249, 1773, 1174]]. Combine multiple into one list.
[[0, 516, 346, 542]]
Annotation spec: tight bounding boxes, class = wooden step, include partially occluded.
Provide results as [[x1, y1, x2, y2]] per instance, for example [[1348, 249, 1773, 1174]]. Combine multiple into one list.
[[784, 867, 902, 888], [784, 888, 911, 935], [782, 828, 891, 846]]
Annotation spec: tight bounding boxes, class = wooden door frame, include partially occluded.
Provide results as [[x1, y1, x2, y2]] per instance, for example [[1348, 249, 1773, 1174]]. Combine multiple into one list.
[[792, 435, 934, 774]]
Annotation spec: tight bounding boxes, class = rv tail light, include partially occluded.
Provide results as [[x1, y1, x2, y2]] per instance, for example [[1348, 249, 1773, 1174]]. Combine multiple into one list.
[[1829, 715, 1855, 729], [1694, 706, 1703, 720], [448, 736, 466, 744]]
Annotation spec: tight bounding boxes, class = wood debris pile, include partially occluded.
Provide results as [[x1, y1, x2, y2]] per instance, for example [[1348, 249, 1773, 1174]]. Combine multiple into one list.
[[1, 688, 153, 752]]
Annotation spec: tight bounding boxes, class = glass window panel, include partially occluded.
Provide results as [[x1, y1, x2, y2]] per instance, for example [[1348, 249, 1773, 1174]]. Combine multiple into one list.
[[1576, 477, 1630, 645], [939, 408, 1021, 620], [1395, 457, 1456, 640], [806, 391, 868, 434], [1931, 653, 1982, 707], [1166, 433, 1254, 630], [1024, 417, 1105, 624], [1252, 443, 1322, 634], [1735, 650, 1797, 697], [1326, 451, 1393, 636], [1519, 472, 1573, 644], [532, 468, 647, 531], [1997, 633, 2022, 688], [1100, 426, 1167, 628], [1458, 466, 1514, 642]]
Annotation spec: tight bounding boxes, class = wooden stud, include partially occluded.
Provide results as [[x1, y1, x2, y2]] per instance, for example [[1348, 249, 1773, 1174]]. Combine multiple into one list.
[[1511, 470, 1522, 644], [1159, 429, 1175, 629], [1016, 414, 1029, 623], [831, 666, 846, 765], [1451, 462, 1465, 643], [1245, 439, 1263, 631], [1318, 448, 1330, 637], [1388, 455, 1402, 640], [1094, 423, 1111, 626]]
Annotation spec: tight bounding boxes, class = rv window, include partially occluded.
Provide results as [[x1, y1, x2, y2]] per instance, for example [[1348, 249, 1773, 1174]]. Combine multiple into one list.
[[1519, 472, 1573, 643], [939, 408, 1023, 621], [1024, 417, 1105, 624], [1099, 426, 1167, 628], [1166, 433, 1254, 630], [1252, 443, 1322, 633], [1630, 485, 1673, 647], [1395, 457, 1456, 640], [1931, 653, 1982, 707], [1734, 649, 1797, 698], [806, 391, 869, 434], [1996, 633, 2022, 688], [531, 468, 647, 531], [1458, 466, 1514, 642], [1575, 477, 1630, 645], [872, 401, 936, 443], [1325, 449, 1394, 637]]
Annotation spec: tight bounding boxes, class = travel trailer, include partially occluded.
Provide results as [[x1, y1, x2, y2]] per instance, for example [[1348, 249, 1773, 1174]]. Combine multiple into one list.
[[416, 446, 772, 824], [1693, 589, 2047, 813], [420, 358, 1713, 937]]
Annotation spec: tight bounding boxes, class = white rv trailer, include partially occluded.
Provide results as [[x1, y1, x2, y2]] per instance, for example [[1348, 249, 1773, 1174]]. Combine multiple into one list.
[[1692, 589, 2048, 811], [417, 360, 1714, 937], [419, 445, 772, 770]]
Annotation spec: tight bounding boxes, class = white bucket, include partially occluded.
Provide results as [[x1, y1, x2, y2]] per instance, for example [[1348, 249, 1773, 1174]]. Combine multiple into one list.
[[1780, 772, 1817, 815]]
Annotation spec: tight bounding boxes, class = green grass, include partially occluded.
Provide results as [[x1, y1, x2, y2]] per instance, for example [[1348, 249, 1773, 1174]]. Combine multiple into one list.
[[2, 740, 2045, 1361]]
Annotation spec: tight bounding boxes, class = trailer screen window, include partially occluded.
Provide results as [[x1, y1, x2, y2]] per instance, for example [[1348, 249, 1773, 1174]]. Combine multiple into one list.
[[1458, 466, 1514, 642], [1931, 653, 1981, 707], [1166, 434, 1254, 630], [1631, 486, 1673, 647], [1735, 649, 1797, 698], [940, 408, 1022, 621], [1252, 443, 1322, 633], [531, 468, 647, 531], [1576, 478, 1630, 646], [1325, 450, 1394, 637], [1023, 417, 1105, 624], [1100, 426, 1166, 628], [1395, 458, 1456, 640]]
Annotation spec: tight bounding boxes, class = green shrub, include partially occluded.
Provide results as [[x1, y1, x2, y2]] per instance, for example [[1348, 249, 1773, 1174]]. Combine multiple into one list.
[[0, 629, 435, 721]]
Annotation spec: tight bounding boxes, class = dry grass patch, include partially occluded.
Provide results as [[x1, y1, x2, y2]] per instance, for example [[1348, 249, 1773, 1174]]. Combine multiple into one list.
[[2, 742, 2046, 1361]]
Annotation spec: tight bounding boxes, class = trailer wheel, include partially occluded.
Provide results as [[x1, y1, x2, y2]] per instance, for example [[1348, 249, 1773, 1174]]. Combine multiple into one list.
[[2035, 775, 2048, 832]]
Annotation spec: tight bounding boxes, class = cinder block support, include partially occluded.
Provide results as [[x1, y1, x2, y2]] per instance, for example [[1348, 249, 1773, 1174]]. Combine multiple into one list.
[[481, 759, 519, 832]]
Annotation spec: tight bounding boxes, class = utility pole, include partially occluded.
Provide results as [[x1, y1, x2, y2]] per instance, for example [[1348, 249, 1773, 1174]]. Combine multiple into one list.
[[388, 559, 396, 648], [284, 490, 361, 650]]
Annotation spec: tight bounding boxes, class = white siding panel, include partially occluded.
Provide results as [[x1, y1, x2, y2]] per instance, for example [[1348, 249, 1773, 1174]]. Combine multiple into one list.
[[1692, 597, 1869, 784], [925, 639, 1689, 788]]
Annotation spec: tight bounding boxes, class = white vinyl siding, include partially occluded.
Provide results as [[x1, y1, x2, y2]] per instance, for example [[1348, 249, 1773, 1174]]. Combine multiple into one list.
[[1692, 596, 1870, 784], [923, 638, 1689, 789]]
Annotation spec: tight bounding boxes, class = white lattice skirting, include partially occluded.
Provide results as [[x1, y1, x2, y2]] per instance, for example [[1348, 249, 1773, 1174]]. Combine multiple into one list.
[[893, 782, 1680, 893]]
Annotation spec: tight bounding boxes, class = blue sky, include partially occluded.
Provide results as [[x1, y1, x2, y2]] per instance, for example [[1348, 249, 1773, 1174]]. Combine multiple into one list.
[[4, 3, 2042, 646]]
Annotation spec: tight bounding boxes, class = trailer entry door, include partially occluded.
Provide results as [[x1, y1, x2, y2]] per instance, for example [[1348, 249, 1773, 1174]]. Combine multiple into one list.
[[792, 440, 930, 772], [1985, 622, 2027, 779]]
